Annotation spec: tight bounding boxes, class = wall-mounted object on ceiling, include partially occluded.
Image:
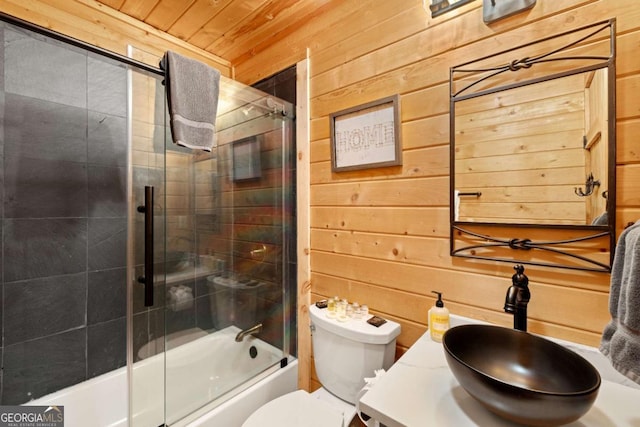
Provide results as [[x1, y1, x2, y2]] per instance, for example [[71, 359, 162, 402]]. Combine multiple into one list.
[[329, 95, 402, 172], [483, 0, 536, 24], [427, 0, 476, 18]]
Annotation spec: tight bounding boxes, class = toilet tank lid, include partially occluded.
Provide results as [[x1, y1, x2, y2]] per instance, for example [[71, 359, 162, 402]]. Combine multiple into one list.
[[309, 305, 401, 344]]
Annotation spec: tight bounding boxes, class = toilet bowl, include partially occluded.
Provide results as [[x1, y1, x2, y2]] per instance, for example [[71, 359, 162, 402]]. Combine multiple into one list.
[[242, 389, 347, 427], [242, 304, 400, 427]]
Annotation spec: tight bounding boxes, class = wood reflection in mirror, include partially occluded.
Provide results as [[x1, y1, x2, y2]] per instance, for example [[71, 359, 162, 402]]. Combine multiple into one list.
[[454, 69, 608, 225]]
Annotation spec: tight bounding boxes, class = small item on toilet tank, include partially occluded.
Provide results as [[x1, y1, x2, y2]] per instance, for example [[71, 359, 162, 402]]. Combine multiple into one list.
[[360, 304, 369, 317], [367, 316, 387, 327], [352, 302, 361, 318], [428, 290, 450, 342], [337, 299, 349, 322], [327, 296, 338, 318], [346, 303, 354, 318], [315, 300, 328, 309]]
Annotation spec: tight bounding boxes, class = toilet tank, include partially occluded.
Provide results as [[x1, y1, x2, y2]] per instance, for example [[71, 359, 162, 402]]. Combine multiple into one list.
[[309, 304, 401, 404]]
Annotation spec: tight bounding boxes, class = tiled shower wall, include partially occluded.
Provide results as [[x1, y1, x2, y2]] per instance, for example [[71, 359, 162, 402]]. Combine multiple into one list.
[[0, 23, 128, 404]]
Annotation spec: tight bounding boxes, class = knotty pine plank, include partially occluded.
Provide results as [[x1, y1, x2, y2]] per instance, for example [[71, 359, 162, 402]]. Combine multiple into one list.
[[145, 0, 197, 31], [311, 206, 450, 238], [186, 0, 270, 49], [617, 119, 640, 164], [119, 0, 158, 20], [310, 146, 449, 184], [167, 0, 235, 42], [208, 0, 306, 57], [310, 252, 609, 335], [309, 176, 449, 207], [233, 0, 415, 83]]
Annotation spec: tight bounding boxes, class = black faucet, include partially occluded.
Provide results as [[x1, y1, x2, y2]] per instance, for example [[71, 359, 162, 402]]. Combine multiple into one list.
[[504, 264, 531, 331]]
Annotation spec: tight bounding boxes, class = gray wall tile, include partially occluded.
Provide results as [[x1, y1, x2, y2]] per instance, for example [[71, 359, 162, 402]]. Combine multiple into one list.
[[4, 28, 87, 108], [4, 155, 88, 219], [0, 347, 3, 403], [87, 318, 126, 378], [0, 91, 5, 146], [4, 218, 87, 282], [88, 166, 126, 217], [88, 111, 127, 167], [88, 217, 127, 271], [0, 22, 135, 404], [1, 92, 5, 220], [88, 268, 126, 324], [0, 25, 4, 92], [3, 273, 86, 345], [88, 56, 127, 117], [3, 94, 88, 163], [2, 329, 86, 404]]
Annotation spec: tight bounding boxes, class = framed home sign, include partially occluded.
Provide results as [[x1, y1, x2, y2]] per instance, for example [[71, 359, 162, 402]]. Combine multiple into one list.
[[330, 95, 402, 172]]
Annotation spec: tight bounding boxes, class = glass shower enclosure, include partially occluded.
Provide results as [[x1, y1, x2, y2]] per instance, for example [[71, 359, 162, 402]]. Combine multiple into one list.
[[128, 47, 295, 426], [0, 14, 295, 427]]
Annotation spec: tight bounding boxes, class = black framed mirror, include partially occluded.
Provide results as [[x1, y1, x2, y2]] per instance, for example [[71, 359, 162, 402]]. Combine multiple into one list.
[[450, 19, 616, 272]]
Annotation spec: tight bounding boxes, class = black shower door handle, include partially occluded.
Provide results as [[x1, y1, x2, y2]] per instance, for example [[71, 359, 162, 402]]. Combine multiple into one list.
[[137, 186, 154, 307]]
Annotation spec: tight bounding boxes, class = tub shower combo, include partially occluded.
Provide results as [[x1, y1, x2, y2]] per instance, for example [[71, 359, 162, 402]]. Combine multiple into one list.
[[0, 14, 297, 426]]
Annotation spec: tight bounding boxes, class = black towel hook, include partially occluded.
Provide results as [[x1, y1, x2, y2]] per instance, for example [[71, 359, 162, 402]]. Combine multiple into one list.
[[575, 173, 600, 197]]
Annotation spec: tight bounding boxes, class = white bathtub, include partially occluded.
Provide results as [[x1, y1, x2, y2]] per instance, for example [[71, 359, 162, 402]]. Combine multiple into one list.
[[30, 327, 298, 427]]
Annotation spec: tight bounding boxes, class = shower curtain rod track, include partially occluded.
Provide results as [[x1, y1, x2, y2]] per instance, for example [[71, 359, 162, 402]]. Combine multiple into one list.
[[0, 11, 164, 76]]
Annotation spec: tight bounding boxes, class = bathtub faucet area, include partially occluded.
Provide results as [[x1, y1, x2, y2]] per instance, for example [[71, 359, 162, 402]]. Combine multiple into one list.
[[235, 323, 263, 342]]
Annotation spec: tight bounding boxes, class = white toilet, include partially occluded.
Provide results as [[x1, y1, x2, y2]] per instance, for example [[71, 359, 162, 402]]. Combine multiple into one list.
[[243, 304, 401, 427]]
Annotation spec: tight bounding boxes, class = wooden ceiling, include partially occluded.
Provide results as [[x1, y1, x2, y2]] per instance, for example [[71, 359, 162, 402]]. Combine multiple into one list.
[[96, 0, 332, 65]]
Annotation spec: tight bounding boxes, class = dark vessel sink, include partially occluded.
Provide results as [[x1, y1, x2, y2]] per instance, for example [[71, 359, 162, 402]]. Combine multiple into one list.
[[443, 324, 601, 426]]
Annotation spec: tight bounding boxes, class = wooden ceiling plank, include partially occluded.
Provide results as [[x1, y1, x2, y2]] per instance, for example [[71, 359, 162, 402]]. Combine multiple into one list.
[[232, 0, 375, 80], [119, 0, 161, 20], [145, 0, 197, 31], [96, 0, 126, 9], [206, 0, 303, 55], [186, 0, 270, 49], [215, 0, 335, 62], [167, 0, 235, 42], [77, 0, 231, 71]]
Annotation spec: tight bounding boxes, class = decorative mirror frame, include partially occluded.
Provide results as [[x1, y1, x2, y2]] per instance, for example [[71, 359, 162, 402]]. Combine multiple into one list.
[[449, 19, 616, 272]]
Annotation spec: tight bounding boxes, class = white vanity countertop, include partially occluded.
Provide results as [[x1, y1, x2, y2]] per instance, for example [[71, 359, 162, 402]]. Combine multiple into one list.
[[358, 318, 640, 427]]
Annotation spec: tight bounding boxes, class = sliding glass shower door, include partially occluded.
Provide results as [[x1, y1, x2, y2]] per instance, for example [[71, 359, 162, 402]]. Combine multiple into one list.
[[128, 47, 295, 426], [127, 57, 168, 427]]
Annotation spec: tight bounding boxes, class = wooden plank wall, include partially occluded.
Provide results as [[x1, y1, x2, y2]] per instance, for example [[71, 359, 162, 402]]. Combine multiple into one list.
[[5, 0, 640, 393], [231, 0, 640, 391], [0, 0, 232, 76]]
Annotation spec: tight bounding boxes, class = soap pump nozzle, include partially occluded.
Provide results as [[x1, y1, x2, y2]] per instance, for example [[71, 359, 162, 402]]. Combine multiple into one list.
[[432, 290, 444, 308]]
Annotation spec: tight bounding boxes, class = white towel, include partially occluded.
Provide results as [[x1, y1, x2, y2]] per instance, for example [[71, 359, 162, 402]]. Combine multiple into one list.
[[160, 51, 220, 151], [600, 221, 640, 385]]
